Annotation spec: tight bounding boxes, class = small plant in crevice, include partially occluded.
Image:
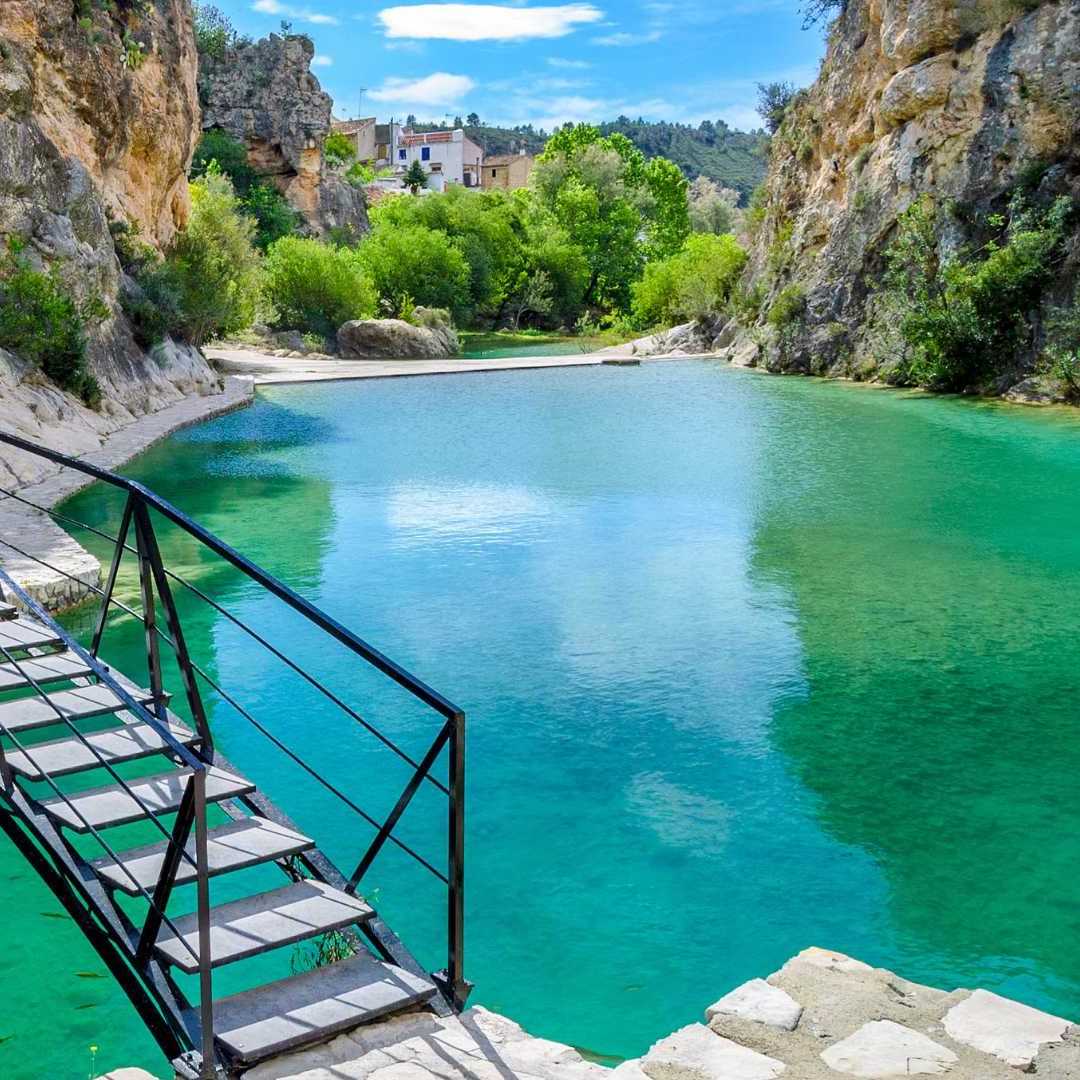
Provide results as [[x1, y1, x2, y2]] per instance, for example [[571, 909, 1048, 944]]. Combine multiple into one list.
[[290, 929, 356, 974]]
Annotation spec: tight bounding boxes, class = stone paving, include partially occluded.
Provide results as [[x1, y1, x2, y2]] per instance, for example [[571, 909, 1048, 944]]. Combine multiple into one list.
[[94, 948, 1075, 1080], [0, 376, 253, 609]]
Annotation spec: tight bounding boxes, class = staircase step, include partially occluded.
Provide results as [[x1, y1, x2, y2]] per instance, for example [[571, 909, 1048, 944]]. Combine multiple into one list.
[[0, 615, 63, 653], [0, 683, 156, 735], [0, 650, 94, 691], [155, 880, 374, 974], [91, 816, 314, 895], [209, 951, 437, 1064], [41, 766, 253, 832], [6, 720, 197, 780]]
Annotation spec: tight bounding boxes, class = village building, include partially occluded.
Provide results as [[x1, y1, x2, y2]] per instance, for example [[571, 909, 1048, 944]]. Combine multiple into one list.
[[481, 150, 536, 191], [396, 128, 484, 189]]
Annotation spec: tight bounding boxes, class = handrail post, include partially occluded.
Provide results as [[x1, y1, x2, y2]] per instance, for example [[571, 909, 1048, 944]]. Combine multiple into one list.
[[132, 500, 213, 754], [133, 495, 166, 720], [448, 710, 466, 1009], [194, 767, 216, 1079], [91, 493, 134, 658]]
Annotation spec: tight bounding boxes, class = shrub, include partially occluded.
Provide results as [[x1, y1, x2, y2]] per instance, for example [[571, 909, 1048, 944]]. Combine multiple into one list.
[[1043, 287, 1080, 396], [346, 162, 376, 187], [165, 168, 262, 346], [192, 129, 257, 194], [403, 160, 429, 194], [243, 183, 300, 250], [885, 193, 1073, 390], [0, 250, 102, 405], [323, 133, 357, 169], [766, 284, 807, 328], [630, 234, 748, 328], [263, 236, 377, 339], [358, 223, 470, 319]]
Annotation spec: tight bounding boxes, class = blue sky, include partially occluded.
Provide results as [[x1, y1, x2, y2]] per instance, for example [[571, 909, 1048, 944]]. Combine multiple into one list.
[[214, 0, 825, 133]]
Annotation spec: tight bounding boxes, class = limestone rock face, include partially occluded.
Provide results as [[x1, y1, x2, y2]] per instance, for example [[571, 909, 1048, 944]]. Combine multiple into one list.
[[199, 33, 369, 237], [337, 319, 460, 360], [726, 0, 1080, 389], [0, 0, 221, 483]]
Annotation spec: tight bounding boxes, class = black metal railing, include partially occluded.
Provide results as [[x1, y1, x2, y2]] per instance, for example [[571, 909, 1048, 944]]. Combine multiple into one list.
[[0, 431, 467, 1071]]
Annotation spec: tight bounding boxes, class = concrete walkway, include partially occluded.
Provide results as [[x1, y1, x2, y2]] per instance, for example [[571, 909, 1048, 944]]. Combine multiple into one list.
[[207, 347, 608, 383], [0, 376, 253, 609], [206, 347, 705, 384]]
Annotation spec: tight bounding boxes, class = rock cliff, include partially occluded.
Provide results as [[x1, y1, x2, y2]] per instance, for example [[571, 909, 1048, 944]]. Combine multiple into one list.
[[724, 0, 1080, 391], [0, 0, 222, 486], [199, 33, 369, 238]]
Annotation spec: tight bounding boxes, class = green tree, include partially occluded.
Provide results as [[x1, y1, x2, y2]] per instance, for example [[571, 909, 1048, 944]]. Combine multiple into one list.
[[689, 177, 740, 234], [263, 236, 377, 338], [403, 159, 429, 194], [167, 167, 261, 345], [191, 129, 256, 193], [756, 82, 797, 134], [533, 123, 688, 312], [630, 233, 747, 328], [243, 183, 301, 250], [358, 223, 470, 318]]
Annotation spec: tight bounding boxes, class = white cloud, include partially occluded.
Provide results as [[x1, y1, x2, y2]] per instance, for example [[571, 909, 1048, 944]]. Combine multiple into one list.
[[591, 28, 661, 45], [547, 56, 590, 68], [251, 0, 340, 24], [312, 53, 333, 66], [368, 72, 477, 107], [376, 3, 604, 41]]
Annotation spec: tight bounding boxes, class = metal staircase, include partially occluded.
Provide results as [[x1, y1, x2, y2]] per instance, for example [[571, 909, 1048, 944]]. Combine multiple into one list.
[[0, 432, 467, 1078]]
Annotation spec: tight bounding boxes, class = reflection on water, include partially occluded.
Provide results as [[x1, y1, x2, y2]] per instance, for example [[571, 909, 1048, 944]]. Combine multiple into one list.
[[2, 365, 1078, 1079]]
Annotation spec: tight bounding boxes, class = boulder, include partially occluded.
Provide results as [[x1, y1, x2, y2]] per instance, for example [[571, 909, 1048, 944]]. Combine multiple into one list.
[[337, 319, 459, 360]]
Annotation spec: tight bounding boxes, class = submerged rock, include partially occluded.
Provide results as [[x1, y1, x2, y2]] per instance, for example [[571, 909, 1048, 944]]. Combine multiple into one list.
[[337, 319, 460, 360]]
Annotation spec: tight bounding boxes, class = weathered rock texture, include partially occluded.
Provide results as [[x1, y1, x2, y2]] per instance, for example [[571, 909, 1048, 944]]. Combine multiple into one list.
[[199, 34, 369, 238], [723, 0, 1080, 389], [0, 0, 223, 489], [338, 318, 460, 359]]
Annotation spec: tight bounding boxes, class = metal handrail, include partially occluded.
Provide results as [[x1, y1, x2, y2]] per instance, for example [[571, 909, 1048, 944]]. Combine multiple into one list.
[[0, 429, 468, 1020]]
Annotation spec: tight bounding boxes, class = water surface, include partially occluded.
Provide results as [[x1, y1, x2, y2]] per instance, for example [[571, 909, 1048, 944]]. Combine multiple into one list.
[[4, 361, 1080, 1078]]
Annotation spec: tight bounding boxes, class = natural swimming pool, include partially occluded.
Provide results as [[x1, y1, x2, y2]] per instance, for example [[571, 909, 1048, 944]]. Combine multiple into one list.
[[4, 360, 1080, 1078]]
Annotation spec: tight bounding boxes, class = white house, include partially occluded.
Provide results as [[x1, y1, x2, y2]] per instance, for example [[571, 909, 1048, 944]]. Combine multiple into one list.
[[395, 128, 484, 188]]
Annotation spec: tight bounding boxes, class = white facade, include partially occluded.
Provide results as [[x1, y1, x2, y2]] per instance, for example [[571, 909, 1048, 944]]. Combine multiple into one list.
[[395, 129, 484, 187]]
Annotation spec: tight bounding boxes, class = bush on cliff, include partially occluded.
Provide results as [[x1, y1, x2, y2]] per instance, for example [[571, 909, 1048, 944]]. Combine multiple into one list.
[[0, 244, 103, 406], [630, 233, 747, 328], [263, 236, 377, 340], [885, 194, 1074, 391]]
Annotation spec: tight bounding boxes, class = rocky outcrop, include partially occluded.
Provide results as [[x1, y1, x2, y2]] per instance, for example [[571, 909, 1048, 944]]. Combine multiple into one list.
[[337, 318, 459, 359], [724, 0, 1080, 389], [0, 0, 224, 489], [199, 33, 369, 238]]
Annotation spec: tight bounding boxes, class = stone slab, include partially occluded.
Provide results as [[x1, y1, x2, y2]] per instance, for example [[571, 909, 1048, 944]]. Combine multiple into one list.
[[642, 1023, 785, 1080], [820, 1020, 957, 1077], [706, 979, 802, 1032], [943, 988, 1070, 1068]]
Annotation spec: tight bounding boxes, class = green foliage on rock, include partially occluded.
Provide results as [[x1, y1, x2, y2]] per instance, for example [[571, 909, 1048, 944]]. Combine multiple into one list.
[[193, 2, 248, 58], [323, 132, 357, 169], [631, 234, 748, 328], [0, 245, 103, 405], [263, 236, 377, 339], [767, 284, 807, 328], [191, 130, 299, 250], [885, 193, 1074, 390]]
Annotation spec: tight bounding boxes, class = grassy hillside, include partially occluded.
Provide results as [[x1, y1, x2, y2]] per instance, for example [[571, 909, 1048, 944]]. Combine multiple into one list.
[[408, 117, 769, 204]]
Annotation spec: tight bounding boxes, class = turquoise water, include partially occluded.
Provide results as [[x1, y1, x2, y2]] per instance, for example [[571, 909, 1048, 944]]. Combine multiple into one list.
[[4, 361, 1080, 1078]]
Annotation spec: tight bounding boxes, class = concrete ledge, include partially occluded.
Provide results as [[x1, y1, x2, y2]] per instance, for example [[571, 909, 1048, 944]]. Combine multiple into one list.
[[0, 376, 253, 611]]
